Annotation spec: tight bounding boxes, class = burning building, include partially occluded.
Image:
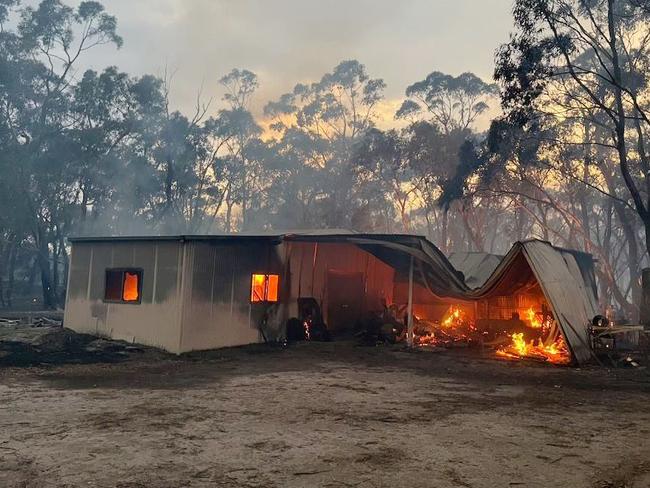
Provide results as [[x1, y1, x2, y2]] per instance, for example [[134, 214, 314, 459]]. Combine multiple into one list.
[[64, 233, 599, 364]]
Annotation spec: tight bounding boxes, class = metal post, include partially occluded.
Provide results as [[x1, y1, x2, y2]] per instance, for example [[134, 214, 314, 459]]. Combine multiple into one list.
[[407, 255, 414, 347]]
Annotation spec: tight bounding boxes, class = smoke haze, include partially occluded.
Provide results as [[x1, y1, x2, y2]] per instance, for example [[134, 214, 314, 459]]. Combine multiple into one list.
[[81, 0, 513, 119]]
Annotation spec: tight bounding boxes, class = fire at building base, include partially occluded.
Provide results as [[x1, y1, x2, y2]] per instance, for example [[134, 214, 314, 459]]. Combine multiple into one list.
[[355, 301, 570, 365]]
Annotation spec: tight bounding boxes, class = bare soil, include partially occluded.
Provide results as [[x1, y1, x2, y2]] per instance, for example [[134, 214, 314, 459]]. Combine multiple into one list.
[[1, 328, 650, 488]]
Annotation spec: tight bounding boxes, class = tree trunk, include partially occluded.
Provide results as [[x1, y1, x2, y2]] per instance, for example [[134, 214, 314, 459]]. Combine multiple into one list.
[[51, 238, 59, 306], [225, 199, 233, 233], [461, 207, 484, 252], [441, 208, 449, 254], [6, 243, 16, 309], [607, 0, 646, 319], [613, 201, 641, 318], [515, 197, 526, 241], [640, 268, 650, 329], [36, 228, 54, 310], [0, 242, 5, 308], [60, 235, 69, 306]]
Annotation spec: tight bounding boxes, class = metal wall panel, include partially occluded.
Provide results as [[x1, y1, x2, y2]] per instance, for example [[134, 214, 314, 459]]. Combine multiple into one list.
[[112, 243, 135, 268], [65, 240, 184, 353], [155, 242, 180, 303], [67, 244, 91, 300], [287, 242, 396, 328], [135, 244, 156, 304], [88, 243, 112, 301], [180, 241, 284, 352]]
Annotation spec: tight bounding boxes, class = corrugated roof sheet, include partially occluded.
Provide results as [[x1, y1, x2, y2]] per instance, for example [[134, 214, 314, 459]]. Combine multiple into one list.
[[448, 252, 504, 289]]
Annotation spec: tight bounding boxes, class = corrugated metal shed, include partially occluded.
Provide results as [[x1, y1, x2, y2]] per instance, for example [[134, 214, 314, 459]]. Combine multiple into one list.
[[66, 233, 601, 364]]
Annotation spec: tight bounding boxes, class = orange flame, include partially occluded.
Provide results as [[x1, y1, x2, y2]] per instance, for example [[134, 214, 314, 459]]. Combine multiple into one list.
[[413, 306, 476, 347], [122, 272, 139, 302], [441, 307, 463, 328], [525, 308, 543, 328], [250, 274, 279, 302], [497, 332, 570, 364]]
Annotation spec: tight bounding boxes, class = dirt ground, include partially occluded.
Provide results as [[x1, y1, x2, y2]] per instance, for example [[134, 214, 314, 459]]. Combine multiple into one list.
[[1, 330, 650, 488]]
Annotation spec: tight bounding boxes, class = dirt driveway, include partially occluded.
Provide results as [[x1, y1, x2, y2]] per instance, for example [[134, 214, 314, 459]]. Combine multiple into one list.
[[1, 339, 649, 488]]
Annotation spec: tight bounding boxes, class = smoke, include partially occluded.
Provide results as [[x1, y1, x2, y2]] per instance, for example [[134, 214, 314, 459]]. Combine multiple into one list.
[[83, 0, 513, 120]]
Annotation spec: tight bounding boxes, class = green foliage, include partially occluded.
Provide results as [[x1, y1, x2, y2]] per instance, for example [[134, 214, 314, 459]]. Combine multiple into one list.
[[397, 71, 497, 132]]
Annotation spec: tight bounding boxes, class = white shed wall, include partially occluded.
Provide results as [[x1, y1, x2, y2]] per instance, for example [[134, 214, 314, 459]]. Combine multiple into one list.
[[178, 240, 285, 352], [64, 240, 184, 353]]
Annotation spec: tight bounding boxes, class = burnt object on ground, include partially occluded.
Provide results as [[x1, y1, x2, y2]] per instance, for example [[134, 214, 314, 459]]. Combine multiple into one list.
[[286, 297, 331, 342]]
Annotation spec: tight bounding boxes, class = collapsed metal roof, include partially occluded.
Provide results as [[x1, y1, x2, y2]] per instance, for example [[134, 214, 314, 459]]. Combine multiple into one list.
[[468, 241, 599, 364], [448, 252, 504, 289]]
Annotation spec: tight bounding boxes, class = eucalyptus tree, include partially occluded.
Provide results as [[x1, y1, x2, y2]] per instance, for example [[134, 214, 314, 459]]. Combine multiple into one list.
[[0, 0, 122, 307], [393, 71, 498, 251], [493, 0, 650, 314], [352, 128, 415, 233], [396, 71, 498, 134], [217, 69, 262, 231], [264, 60, 386, 229]]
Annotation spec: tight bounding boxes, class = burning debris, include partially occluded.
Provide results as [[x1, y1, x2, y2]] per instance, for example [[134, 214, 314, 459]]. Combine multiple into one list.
[[286, 297, 331, 342], [346, 295, 644, 367], [483, 305, 572, 364], [412, 306, 479, 348], [496, 332, 570, 364], [398, 301, 572, 365]]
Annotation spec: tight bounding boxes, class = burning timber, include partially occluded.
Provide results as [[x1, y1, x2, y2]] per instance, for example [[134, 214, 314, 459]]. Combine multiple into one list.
[[64, 232, 613, 366]]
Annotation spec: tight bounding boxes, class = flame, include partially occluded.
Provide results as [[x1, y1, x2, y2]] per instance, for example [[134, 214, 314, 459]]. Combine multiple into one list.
[[497, 332, 570, 364], [303, 320, 311, 341], [525, 308, 543, 329], [406, 302, 571, 365], [416, 332, 438, 346], [413, 306, 477, 347], [511, 332, 528, 355], [440, 305, 465, 329], [441, 307, 463, 328], [267, 274, 279, 301], [122, 272, 139, 302], [251, 274, 266, 302], [250, 274, 280, 302]]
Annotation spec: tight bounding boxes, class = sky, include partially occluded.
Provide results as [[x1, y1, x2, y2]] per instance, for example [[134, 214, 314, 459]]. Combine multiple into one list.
[[82, 0, 515, 122]]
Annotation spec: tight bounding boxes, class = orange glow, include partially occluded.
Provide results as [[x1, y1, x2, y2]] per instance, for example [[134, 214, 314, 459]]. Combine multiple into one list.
[[122, 272, 140, 302], [525, 308, 543, 329], [413, 305, 477, 347], [441, 306, 463, 328], [496, 332, 570, 364], [267, 274, 279, 302], [250, 274, 280, 303], [251, 274, 266, 302]]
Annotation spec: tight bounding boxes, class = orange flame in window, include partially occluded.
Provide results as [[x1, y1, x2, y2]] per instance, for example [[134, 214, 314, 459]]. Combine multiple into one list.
[[267, 274, 279, 302], [122, 272, 139, 302], [251, 274, 279, 302], [251, 274, 266, 302]]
